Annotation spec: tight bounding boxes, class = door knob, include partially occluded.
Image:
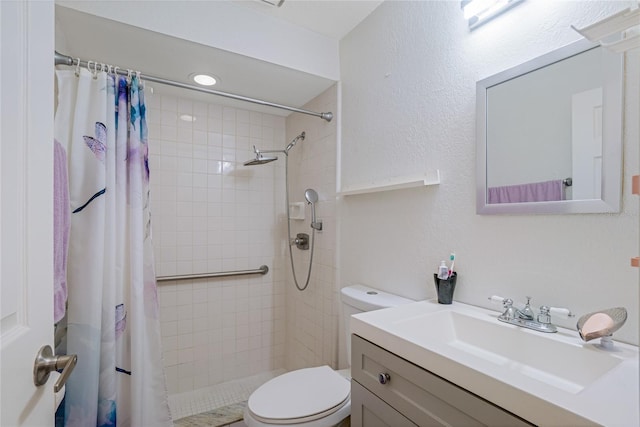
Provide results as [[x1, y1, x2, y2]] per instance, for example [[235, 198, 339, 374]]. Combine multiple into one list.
[[33, 345, 77, 393]]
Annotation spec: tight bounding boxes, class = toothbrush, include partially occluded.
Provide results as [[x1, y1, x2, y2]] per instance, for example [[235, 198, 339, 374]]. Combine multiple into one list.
[[448, 252, 455, 278]]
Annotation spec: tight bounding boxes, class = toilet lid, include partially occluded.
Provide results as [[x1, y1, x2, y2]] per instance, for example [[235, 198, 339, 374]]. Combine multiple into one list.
[[248, 366, 350, 423]]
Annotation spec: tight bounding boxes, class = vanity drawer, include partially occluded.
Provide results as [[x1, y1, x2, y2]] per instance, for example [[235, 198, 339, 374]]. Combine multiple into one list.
[[351, 380, 417, 427], [351, 334, 533, 427]]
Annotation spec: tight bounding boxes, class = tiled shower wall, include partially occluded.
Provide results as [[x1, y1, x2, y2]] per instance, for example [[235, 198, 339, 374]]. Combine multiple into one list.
[[284, 85, 340, 371], [146, 92, 288, 394]]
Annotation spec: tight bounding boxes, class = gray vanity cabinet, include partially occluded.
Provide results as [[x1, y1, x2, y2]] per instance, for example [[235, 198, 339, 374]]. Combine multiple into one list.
[[351, 335, 533, 427]]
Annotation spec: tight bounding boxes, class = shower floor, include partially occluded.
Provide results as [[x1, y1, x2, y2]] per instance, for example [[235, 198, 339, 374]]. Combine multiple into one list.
[[169, 369, 285, 422]]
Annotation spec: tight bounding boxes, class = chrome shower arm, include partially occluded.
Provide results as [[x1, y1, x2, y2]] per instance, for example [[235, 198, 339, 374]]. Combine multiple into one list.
[[255, 148, 287, 155], [252, 145, 286, 155]]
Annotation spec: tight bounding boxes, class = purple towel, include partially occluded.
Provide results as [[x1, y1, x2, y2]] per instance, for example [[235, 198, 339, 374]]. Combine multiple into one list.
[[488, 179, 564, 204], [53, 139, 70, 323]]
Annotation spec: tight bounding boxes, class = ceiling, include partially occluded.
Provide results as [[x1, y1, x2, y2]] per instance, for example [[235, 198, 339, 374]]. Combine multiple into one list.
[[55, 1, 382, 117], [231, 0, 383, 40]]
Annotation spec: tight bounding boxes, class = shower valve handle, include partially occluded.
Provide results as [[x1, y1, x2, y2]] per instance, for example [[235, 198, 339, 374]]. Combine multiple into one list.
[[292, 233, 309, 250]]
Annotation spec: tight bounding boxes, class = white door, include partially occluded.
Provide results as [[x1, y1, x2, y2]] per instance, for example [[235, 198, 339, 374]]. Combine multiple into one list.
[[1, 1, 56, 426], [571, 87, 603, 200]]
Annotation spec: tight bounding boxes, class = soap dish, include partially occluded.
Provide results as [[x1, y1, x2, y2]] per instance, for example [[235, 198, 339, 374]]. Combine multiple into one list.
[[576, 307, 627, 348]]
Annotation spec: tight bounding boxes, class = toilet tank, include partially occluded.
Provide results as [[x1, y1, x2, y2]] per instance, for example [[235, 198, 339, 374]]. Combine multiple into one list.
[[341, 284, 414, 366]]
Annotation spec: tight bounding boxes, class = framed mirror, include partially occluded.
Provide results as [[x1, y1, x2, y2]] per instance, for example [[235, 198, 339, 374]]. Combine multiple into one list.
[[476, 39, 623, 215]]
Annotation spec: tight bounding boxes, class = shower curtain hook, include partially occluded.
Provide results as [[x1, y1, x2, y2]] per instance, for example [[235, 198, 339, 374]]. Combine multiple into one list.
[[113, 66, 120, 78], [74, 58, 81, 77], [127, 69, 132, 83], [87, 60, 97, 79]]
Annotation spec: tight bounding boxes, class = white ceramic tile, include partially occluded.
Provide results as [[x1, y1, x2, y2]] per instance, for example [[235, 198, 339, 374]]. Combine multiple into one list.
[[160, 126, 178, 141], [164, 350, 178, 366], [177, 319, 194, 335], [178, 98, 192, 115], [161, 109, 178, 127], [176, 127, 192, 143], [193, 116, 207, 131], [161, 321, 178, 337], [153, 94, 289, 396]]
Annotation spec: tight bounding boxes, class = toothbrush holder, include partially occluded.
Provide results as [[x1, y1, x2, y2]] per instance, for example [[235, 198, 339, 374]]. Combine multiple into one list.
[[433, 272, 457, 304]]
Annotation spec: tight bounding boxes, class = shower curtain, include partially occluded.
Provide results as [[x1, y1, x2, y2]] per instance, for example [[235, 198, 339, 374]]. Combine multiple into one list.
[[54, 67, 172, 427]]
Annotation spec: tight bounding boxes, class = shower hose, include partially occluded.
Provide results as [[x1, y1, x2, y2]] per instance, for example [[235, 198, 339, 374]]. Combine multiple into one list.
[[284, 154, 315, 291]]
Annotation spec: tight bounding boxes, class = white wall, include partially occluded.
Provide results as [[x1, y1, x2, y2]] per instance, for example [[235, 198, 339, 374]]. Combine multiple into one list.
[[284, 85, 340, 371], [339, 1, 639, 345], [147, 92, 287, 393]]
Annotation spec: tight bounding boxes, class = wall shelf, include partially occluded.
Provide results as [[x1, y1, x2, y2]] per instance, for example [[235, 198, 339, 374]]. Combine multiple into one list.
[[339, 170, 440, 196], [571, 6, 640, 53]]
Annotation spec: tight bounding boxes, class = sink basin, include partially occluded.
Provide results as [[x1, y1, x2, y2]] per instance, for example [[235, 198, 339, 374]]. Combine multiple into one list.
[[351, 299, 639, 426], [392, 309, 622, 394]]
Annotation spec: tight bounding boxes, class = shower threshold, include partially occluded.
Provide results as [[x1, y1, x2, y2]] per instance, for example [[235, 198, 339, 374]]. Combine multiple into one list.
[[169, 369, 285, 422]]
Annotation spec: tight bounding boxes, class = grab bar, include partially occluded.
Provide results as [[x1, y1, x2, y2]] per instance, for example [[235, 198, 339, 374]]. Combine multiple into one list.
[[156, 265, 269, 282]]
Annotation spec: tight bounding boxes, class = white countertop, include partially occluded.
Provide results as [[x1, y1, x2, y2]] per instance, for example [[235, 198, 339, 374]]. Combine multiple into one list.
[[350, 299, 639, 427]]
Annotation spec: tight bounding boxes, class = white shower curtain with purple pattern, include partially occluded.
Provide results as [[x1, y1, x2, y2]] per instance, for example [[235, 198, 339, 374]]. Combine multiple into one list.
[[54, 67, 171, 427]]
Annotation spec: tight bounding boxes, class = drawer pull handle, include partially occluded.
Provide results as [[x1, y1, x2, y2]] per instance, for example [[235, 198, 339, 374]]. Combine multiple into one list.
[[378, 372, 391, 384]]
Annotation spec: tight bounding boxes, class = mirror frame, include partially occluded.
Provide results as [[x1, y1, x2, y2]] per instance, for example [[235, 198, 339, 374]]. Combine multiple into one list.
[[476, 39, 623, 215]]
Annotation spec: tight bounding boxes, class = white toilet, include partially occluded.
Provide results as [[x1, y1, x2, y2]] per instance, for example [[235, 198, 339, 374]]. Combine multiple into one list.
[[243, 284, 414, 427]]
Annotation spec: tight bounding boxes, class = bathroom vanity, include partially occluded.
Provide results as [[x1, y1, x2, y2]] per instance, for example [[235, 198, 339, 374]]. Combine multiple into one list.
[[351, 335, 532, 426], [350, 300, 639, 426]]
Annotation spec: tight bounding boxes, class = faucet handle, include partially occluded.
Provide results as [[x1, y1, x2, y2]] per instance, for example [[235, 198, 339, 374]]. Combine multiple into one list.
[[537, 305, 574, 325], [548, 306, 575, 318], [499, 299, 517, 320], [537, 305, 552, 324], [488, 295, 508, 305]]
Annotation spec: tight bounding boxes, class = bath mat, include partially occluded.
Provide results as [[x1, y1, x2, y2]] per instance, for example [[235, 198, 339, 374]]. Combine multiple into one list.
[[173, 400, 246, 427]]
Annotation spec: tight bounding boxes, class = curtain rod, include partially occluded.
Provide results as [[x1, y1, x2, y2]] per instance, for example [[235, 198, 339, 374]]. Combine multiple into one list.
[[54, 51, 333, 122]]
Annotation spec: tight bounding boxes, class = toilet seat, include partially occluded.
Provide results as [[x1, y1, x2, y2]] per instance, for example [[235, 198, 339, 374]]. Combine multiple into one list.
[[247, 366, 350, 425]]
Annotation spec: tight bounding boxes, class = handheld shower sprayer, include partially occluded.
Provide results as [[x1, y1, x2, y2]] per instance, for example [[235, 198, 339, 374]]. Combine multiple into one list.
[[304, 188, 322, 231]]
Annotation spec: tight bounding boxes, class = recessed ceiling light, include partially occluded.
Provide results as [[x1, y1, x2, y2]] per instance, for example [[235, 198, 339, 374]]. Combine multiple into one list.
[[179, 114, 196, 122], [192, 74, 217, 86]]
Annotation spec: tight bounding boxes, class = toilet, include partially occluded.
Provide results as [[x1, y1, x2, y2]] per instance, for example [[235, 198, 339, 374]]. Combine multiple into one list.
[[243, 284, 414, 427]]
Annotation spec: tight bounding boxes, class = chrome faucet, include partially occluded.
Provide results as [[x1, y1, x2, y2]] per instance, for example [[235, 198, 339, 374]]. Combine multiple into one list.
[[490, 296, 573, 333]]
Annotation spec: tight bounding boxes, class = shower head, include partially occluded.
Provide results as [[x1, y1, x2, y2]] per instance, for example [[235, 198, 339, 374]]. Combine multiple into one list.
[[243, 131, 305, 166], [285, 132, 306, 153], [243, 153, 278, 166], [304, 188, 322, 231], [244, 145, 282, 166], [304, 188, 318, 204]]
